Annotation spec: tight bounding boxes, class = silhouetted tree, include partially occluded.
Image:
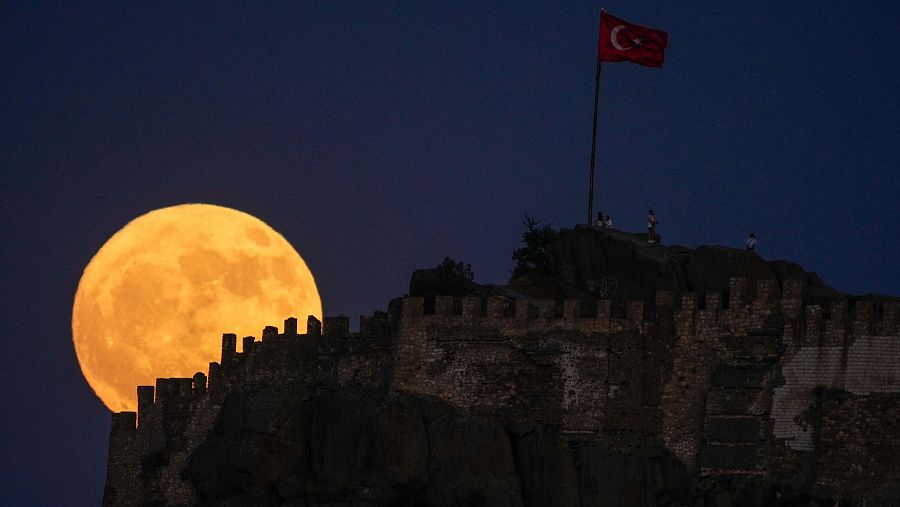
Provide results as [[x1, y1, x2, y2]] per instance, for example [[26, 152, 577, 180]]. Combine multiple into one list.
[[435, 257, 474, 281], [511, 214, 558, 278]]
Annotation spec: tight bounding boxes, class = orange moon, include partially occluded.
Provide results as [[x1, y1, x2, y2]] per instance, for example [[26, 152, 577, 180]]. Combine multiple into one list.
[[72, 204, 322, 413]]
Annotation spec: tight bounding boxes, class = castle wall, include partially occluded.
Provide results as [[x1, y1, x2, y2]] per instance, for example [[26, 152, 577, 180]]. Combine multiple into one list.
[[103, 280, 900, 505], [316, 316, 392, 390], [386, 279, 900, 471], [102, 413, 139, 507], [660, 291, 728, 469], [391, 295, 661, 437], [102, 317, 351, 506]]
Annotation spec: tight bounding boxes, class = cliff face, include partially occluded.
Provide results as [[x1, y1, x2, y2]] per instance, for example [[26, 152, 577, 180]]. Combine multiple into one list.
[[103, 228, 900, 507]]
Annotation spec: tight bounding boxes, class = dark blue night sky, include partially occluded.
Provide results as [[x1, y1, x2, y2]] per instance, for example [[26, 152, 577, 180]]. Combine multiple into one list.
[[2, 2, 898, 504]]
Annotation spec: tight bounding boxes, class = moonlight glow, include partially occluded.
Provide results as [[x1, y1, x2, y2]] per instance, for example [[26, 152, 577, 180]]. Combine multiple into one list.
[[72, 204, 322, 412]]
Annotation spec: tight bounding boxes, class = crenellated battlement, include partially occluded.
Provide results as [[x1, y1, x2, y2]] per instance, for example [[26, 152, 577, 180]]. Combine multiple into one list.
[[108, 277, 899, 439], [389, 279, 900, 350], [798, 298, 900, 343], [400, 294, 623, 335], [394, 278, 809, 338], [110, 313, 396, 437]]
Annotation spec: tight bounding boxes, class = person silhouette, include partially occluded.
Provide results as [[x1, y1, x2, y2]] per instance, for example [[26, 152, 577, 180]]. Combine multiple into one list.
[[647, 209, 658, 244], [746, 233, 757, 252]]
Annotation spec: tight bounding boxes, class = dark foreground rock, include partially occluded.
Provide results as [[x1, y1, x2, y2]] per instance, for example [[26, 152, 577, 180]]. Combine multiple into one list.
[[185, 384, 868, 507], [188, 387, 701, 507]]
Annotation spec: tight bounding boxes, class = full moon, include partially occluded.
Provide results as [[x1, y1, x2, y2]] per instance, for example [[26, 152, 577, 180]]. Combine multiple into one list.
[[72, 204, 322, 413]]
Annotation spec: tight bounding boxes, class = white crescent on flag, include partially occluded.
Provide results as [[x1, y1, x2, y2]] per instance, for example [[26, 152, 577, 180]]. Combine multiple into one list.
[[610, 25, 631, 51]]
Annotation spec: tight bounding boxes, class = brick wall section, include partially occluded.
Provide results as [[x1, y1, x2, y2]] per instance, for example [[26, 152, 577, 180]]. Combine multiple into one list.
[[816, 393, 900, 502], [335, 340, 391, 387], [772, 305, 900, 452], [391, 295, 661, 433], [557, 337, 609, 431], [392, 297, 569, 422], [698, 313, 784, 476], [661, 291, 725, 468], [102, 413, 139, 507]]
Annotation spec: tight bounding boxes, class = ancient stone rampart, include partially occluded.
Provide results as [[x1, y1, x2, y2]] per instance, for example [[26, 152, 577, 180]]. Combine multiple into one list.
[[102, 278, 900, 506], [102, 315, 393, 506]]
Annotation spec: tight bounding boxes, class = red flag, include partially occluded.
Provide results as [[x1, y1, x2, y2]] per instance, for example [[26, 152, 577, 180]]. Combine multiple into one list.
[[598, 11, 668, 67]]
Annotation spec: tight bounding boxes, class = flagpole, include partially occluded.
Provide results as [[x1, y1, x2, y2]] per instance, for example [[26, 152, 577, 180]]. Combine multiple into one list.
[[587, 54, 602, 225]]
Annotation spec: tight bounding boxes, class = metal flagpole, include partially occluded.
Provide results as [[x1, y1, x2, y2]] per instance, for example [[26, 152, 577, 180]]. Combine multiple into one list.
[[587, 55, 602, 225]]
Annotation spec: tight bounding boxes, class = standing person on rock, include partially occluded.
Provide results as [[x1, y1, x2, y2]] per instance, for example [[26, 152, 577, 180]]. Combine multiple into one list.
[[746, 233, 757, 252], [647, 209, 658, 244]]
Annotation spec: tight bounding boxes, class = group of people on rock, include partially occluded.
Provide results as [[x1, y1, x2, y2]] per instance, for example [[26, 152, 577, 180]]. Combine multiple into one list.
[[594, 211, 613, 228], [594, 209, 759, 252]]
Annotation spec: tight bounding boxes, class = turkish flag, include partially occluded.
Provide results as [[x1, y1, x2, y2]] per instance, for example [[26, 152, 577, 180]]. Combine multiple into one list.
[[598, 11, 668, 67]]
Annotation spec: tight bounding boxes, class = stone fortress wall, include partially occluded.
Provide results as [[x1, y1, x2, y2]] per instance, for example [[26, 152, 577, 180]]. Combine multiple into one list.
[[103, 277, 900, 506]]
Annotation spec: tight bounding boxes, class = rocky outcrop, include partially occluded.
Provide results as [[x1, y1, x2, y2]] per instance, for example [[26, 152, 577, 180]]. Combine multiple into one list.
[[185, 387, 698, 507], [539, 226, 851, 317]]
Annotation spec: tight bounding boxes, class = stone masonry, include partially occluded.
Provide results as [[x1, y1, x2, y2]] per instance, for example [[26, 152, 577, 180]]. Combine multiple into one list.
[[102, 240, 900, 506]]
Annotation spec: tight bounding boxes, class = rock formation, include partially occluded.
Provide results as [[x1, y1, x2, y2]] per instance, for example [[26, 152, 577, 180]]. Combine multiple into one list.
[[102, 227, 900, 506]]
